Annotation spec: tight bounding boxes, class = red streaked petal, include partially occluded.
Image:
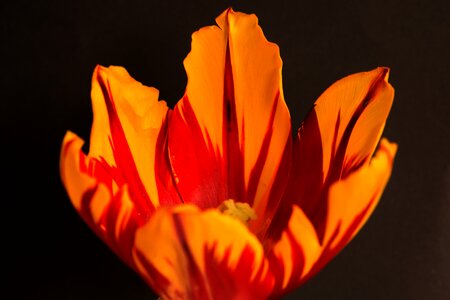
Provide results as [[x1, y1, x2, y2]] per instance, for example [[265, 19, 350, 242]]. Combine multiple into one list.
[[283, 67, 394, 240], [267, 205, 322, 296], [167, 9, 292, 231], [60, 131, 141, 268], [133, 205, 274, 300], [303, 138, 397, 283], [265, 139, 396, 295], [90, 65, 180, 214], [313, 68, 393, 176], [322, 139, 397, 259], [61, 132, 98, 211]]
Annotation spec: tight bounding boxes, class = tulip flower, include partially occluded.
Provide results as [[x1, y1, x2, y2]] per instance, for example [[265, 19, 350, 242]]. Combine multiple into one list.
[[60, 8, 397, 300]]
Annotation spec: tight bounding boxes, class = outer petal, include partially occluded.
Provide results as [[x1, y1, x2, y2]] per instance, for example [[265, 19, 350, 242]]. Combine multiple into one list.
[[267, 206, 322, 296], [167, 9, 292, 234], [60, 132, 140, 267], [90, 65, 179, 215], [60, 66, 180, 266], [133, 205, 274, 300], [314, 139, 398, 276], [283, 67, 394, 239], [268, 139, 397, 294]]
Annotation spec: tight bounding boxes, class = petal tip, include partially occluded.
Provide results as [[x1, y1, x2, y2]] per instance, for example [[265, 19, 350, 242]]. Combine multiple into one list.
[[379, 137, 398, 162], [376, 66, 391, 82]]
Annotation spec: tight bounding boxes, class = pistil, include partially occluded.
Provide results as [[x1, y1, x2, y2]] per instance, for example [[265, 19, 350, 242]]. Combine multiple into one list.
[[218, 199, 257, 225]]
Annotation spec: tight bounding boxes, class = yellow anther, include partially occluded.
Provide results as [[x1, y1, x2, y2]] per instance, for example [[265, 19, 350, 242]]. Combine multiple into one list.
[[218, 199, 257, 225]]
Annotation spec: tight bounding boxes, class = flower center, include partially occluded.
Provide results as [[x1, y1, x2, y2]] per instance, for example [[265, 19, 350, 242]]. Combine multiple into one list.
[[218, 199, 257, 225]]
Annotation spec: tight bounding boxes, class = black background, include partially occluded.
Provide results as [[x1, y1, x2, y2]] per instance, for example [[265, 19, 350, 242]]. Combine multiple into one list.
[[3, 0, 449, 299]]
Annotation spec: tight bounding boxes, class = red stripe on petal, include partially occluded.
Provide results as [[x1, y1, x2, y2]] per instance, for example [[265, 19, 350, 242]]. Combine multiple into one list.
[[79, 185, 140, 269], [204, 243, 273, 300], [172, 213, 212, 299], [79, 186, 99, 225], [134, 250, 177, 299], [264, 110, 320, 245], [222, 38, 246, 203], [97, 74, 155, 217], [330, 69, 388, 181], [154, 111, 183, 207], [246, 92, 279, 203], [300, 194, 376, 285], [268, 229, 306, 297], [169, 96, 226, 208]]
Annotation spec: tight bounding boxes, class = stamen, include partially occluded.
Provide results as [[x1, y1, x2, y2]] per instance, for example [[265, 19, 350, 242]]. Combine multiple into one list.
[[218, 199, 257, 225]]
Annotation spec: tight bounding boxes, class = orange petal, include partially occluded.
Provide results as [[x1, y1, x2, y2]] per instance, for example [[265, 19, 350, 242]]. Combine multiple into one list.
[[90, 65, 179, 214], [167, 9, 292, 233], [133, 205, 274, 300], [60, 131, 141, 268], [324, 139, 397, 251], [284, 67, 394, 239], [267, 205, 322, 296], [306, 138, 398, 282]]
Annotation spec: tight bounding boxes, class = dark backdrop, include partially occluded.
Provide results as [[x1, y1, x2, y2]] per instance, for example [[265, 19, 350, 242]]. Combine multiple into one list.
[[3, 0, 449, 299]]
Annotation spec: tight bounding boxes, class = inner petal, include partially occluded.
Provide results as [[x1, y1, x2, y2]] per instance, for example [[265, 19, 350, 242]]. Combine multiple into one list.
[[166, 9, 292, 232]]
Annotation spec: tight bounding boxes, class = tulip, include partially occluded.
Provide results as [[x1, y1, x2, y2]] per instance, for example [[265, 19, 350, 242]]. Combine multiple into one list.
[[60, 8, 397, 299]]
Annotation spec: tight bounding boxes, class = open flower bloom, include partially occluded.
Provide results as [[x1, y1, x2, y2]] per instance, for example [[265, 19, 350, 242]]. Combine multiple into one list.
[[60, 8, 397, 300]]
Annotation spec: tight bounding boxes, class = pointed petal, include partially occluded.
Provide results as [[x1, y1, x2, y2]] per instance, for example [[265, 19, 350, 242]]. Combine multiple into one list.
[[90, 66, 179, 213], [284, 67, 394, 239], [267, 205, 322, 296], [60, 132, 141, 267], [323, 139, 397, 252], [307, 139, 397, 281], [133, 205, 274, 300], [61, 66, 183, 269], [266, 139, 396, 293], [167, 9, 292, 230]]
